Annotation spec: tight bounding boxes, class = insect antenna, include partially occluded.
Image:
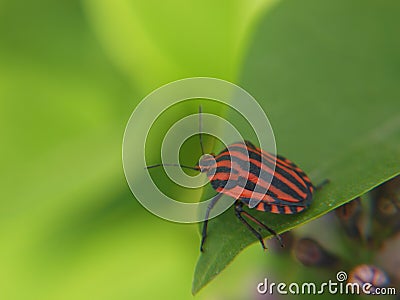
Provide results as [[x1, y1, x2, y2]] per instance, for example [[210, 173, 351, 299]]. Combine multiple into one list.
[[146, 106, 206, 172], [199, 105, 205, 155], [145, 163, 199, 171]]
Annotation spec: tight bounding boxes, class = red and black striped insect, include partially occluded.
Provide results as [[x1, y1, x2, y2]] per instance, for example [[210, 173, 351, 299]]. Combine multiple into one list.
[[147, 106, 328, 252]]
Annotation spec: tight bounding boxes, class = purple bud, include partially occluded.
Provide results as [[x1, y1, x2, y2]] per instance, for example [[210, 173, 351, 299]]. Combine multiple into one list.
[[294, 238, 338, 267], [348, 264, 390, 294], [335, 198, 363, 239]]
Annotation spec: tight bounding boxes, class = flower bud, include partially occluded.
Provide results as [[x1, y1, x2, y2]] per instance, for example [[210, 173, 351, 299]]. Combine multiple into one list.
[[335, 197, 362, 239], [293, 238, 339, 267], [348, 264, 389, 294], [371, 176, 400, 232]]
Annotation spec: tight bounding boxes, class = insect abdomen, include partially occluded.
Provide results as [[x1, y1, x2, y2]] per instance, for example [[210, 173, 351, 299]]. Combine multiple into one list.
[[208, 142, 314, 214]]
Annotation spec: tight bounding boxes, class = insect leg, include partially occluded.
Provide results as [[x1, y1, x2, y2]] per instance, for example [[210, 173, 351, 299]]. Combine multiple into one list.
[[235, 201, 283, 247], [200, 193, 223, 252], [315, 179, 330, 190], [234, 201, 267, 250]]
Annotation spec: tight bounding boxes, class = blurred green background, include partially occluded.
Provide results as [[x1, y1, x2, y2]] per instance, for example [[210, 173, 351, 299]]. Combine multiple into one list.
[[0, 0, 276, 299], [1, 0, 399, 299]]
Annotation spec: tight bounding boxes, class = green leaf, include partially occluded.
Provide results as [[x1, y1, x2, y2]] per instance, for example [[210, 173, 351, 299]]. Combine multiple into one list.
[[83, 0, 274, 91], [192, 0, 400, 294]]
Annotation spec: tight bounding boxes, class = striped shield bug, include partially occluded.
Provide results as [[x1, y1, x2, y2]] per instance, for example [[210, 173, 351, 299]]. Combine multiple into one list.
[[146, 106, 328, 252]]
